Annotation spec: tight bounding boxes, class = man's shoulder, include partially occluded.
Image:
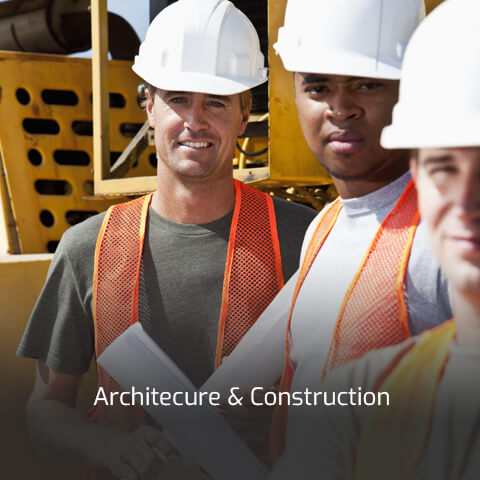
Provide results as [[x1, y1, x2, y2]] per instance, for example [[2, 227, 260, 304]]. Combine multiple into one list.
[[325, 337, 418, 392], [59, 211, 106, 259], [271, 196, 317, 223]]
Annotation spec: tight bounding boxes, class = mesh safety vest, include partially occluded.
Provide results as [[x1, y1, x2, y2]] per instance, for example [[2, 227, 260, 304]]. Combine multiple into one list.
[[271, 179, 420, 462], [354, 320, 455, 480], [85, 179, 283, 480]]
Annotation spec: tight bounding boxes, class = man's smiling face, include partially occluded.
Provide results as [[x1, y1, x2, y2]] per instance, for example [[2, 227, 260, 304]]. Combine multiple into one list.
[[147, 89, 249, 183], [412, 147, 480, 305]]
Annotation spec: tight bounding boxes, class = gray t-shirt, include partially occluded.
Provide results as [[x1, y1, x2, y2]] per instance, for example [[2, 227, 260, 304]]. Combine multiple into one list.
[[17, 196, 316, 387]]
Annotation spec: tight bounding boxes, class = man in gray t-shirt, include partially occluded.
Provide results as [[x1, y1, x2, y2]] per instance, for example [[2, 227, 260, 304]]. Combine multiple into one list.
[[17, 2, 316, 479]]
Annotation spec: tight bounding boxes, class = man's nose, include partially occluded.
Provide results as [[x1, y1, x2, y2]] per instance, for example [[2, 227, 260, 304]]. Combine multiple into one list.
[[325, 89, 362, 122], [184, 101, 209, 131], [458, 173, 480, 220]]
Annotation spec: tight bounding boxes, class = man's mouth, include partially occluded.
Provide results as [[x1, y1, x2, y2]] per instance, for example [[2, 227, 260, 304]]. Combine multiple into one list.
[[178, 140, 212, 149], [326, 131, 364, 155], [449, 233, 480, 255]]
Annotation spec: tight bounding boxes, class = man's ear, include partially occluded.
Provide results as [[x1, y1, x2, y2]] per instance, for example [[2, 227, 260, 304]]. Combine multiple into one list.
[[238, 105, 251, 137], [145, 89, 155, 128]]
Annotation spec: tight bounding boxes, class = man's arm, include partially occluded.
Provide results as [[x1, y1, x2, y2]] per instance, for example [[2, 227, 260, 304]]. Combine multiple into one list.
[[27, 360, 170, 479]]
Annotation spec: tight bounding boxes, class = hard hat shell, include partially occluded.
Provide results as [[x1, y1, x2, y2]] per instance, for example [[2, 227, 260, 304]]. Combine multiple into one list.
[[382, 0, 480, 149], [274, 0, 425, 80], [133, 0, 267, 95]]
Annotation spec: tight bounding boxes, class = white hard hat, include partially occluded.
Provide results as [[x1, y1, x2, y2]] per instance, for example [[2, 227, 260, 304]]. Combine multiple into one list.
[[133, 0, 267, 95], [382, 0, 480, 149], [274, 0, 425, 79]]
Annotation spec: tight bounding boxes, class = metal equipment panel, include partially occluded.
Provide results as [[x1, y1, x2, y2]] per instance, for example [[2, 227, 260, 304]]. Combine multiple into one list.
[[0, 51, 156, 253]]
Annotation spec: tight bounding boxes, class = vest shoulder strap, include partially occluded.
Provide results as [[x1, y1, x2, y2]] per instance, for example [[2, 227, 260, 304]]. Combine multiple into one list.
[[215, 179, 284, 366], [270, 198, 342, 461], [324, 179, 419, 373], [93, 194, 152, 358], [272, 180, 420, 462], [89, 194, 151, 444]]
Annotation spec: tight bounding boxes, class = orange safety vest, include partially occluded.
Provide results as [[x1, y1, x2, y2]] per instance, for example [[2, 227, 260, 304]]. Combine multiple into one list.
[[354, 320, 455, 480], [85, 179, 284, 480], [271, 179, 420, 462]]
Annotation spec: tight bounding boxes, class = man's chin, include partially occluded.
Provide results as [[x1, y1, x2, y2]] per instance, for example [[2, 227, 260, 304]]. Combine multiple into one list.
[[449, 266, 480, 300], [321, 164, 372, 182], [173, 160, 217, 180], [316, 152, 368, 182], [177, 171, 213, 182]]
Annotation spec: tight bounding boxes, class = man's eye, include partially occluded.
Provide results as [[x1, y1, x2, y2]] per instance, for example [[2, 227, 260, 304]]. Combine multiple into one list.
[[208, 100, 225, 108], [430, 166, 458, 178], [434, 166, 457, 174], [305, 85, 327, 95], [170, 97, 187, 104], [358, 82, 382, 91]]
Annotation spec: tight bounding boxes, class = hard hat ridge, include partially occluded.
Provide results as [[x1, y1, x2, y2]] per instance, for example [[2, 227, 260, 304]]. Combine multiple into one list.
[[180, 0, 233, 76], [132, 0, 267, 95], [275, 0, 425, 80]]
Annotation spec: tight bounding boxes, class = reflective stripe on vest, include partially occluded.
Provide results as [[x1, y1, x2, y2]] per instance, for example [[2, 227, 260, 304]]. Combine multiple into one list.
[[85, 179, 283, 479], [354, 320, 455, 480], [271, 179, 420, 462]]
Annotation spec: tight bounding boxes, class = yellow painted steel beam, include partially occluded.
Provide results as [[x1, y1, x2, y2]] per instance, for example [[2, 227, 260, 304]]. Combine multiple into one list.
[[90, 0, 161, 196], [0, 194, 8, 254], [92, 176, 158, 196], [267, 0, 332, 187], [0, 150, 20, 253], [91, 0, 111, 188]]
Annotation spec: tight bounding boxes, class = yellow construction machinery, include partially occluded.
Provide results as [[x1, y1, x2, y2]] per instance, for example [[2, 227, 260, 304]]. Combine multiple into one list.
[[0, 0, 445, 477]]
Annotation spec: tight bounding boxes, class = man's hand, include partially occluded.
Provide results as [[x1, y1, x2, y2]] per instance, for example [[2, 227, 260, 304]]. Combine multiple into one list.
[[27, 360, 210, 479], [104, 425, 172, 480], [220, 386, 276, 453], [26, 361, 176, 479]]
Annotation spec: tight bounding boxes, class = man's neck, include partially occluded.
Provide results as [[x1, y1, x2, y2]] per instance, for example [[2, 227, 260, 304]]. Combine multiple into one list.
[[151, 176, 235, 225], [451, 289, 480, 347]]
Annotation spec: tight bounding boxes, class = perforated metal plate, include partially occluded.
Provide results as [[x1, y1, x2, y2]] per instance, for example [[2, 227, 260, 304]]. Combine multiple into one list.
[[0, 51, 156, 253]]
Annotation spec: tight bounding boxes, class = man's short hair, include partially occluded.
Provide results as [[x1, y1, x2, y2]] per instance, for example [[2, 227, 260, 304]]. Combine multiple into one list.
[[239, 90, 253, 112], [144, 83, 252, 112]]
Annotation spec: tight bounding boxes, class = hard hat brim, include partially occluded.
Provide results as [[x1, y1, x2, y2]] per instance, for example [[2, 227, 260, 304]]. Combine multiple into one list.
[[381, 118, 480, 149], [133, 64, 267, 96], [275, 42, 402, 80]]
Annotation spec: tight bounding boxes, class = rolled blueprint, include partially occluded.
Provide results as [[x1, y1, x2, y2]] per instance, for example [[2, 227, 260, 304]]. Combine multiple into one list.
[[201, 271, 298, 397], [98, 323, 267, 480]]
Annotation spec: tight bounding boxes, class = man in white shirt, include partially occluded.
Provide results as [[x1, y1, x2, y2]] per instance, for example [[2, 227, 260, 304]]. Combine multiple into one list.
[[205, 0, 451, 462]]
